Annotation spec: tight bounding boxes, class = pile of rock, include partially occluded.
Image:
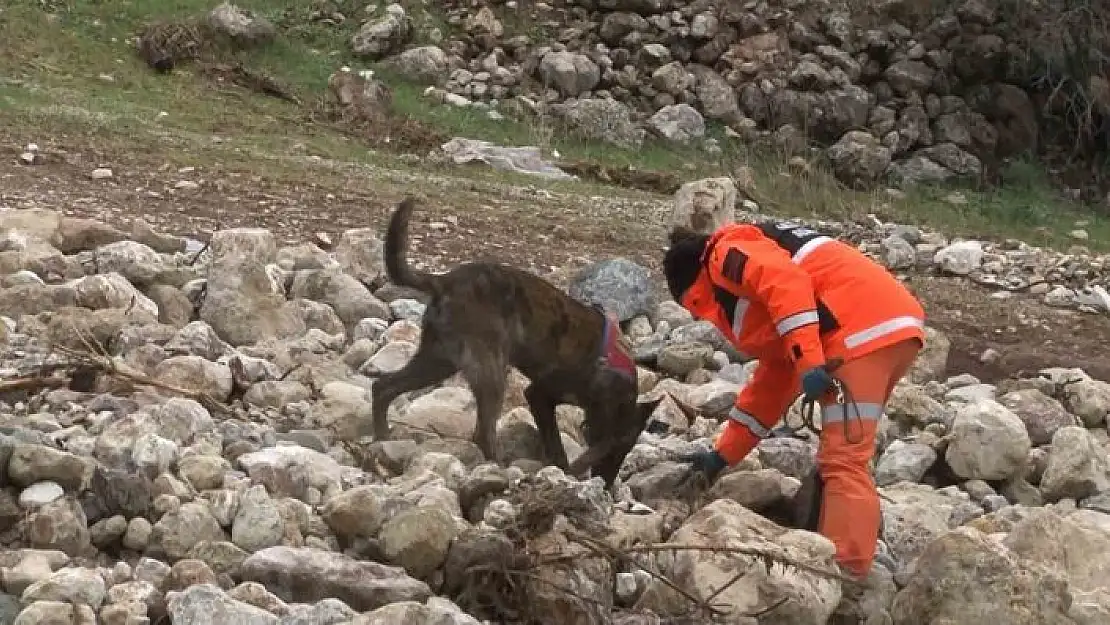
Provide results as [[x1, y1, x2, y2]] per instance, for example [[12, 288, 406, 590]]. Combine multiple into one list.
[[351, 0, 1082, 192], [673, 176, 1110, 316], [0, 206, 1108, 624]]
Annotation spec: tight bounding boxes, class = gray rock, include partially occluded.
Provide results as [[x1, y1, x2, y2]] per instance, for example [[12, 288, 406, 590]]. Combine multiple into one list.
[[236, 446, 344, 501], [945, 399, 1031, 481], [389, 45, 450, 84], [151, 502, 226, 560], [25, 498, 90, 557], [827, 130, 892, 188], [20, 566, 106, 609], [165, 321, 231, 361], [231, 485, 285, 552], [1040, 426, 1110, 502], [690, 66, 740, 121], [351, 4, 411, 60], [0, 594, 19, 625], [277, 598, 357, 625], [93, 240, 165, 286], [6, 444, 91, 490], [378, 506, 459, 580], [655, 342, 713, 377], [934, 240, 984, 276], [243, 380, 312, 409], [875, 440, 937, 486], [890, 526, 1075, 624], [239, 546, 432, 612], [552, 98, 644, 149], [999, 389, 1078, 446], [72, 273, 158, 318], [647, 104, 706, 142], [289, 268, 390, 329], [539, 51, 600, 97], [321, 485, 386, 541], [880, 235, 917, 270], [199, 228, 305, 346], [883, 60, 935, 96], [1062, 377, 1110, 428], [18, 482, 64, 509], [568, 258, 655, 322], [10, 601, 78, 625], [334, 228, 386, 287], [167, 583, 278, 625], [153, 356, 233, 402], [206, 2, 277, 46]]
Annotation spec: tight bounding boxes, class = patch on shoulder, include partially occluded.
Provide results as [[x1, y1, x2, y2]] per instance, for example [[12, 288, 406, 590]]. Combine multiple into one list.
[[721, 248, 748, 283], [600, 313, 637, 381]]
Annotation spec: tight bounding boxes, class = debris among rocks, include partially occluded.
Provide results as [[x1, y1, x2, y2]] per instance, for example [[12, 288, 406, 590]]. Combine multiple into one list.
[[0, 204, 1108, 625], [439, 137, 574, 180]]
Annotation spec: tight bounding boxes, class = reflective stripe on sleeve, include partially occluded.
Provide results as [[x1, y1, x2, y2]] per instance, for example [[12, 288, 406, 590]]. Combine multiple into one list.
[[730, 297, 751, 337], [728, 406, 772, 438], [775, 310, 820, 336], [792, 235, 833, 264]]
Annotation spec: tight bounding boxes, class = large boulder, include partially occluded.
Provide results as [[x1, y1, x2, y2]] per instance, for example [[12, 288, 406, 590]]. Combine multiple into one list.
[[199, 228, 305, 346], [890, 526, 1077, 625], [636, 499, 842, 624]]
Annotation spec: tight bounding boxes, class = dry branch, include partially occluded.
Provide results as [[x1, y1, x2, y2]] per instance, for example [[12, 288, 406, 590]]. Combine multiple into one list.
[[45, 323, 236, 417]]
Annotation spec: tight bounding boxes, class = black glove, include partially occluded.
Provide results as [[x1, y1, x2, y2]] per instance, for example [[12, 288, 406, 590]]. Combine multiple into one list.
[[679, 449, 729, 484]]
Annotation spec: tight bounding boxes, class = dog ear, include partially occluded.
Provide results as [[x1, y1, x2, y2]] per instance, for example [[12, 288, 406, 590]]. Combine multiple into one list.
[[668, 226, 701, 246]]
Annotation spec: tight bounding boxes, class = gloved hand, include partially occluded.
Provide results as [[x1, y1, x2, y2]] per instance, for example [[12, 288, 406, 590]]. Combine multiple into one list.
[[801, 366, 834, 403], [679, 449, 728, 484]]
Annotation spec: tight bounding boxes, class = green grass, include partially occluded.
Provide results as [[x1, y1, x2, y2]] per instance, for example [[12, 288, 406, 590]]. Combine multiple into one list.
[[1, 0, 1107, 251]]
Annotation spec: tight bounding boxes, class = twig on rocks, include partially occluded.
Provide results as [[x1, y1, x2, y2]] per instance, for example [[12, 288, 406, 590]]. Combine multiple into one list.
[[51, 323, 236, 417], [536, 540, 855, 585], [567, 530, 731, 619], [0, 362, 78, 394], [627, 543, 855, 584], [187, 238, 211, 266], [0, 375, 71, 394]]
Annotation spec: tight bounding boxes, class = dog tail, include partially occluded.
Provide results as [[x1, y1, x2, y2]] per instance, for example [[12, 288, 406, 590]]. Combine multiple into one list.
[[384, 196, 439, 294]]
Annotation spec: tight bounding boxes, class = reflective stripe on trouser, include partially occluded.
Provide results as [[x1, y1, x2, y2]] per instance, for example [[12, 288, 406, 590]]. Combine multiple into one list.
[[712, 407, 779, 466], [714, 361, 801, 466], [815, 338, 921, 579]]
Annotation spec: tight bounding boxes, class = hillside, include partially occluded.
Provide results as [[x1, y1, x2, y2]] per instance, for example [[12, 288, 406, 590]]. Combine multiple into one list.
[[1, 1, 1110, 624]]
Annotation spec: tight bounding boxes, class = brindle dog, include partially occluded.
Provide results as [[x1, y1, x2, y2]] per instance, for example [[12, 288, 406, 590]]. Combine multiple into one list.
[[368, 196, 663, 487]]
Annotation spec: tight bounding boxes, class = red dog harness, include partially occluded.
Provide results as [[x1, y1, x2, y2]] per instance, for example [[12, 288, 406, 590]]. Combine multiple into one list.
[[598, 312, 637, 381]]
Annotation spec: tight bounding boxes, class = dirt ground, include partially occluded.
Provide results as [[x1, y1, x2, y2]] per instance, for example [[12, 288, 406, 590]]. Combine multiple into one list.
[[4, 132, 1110, 385]]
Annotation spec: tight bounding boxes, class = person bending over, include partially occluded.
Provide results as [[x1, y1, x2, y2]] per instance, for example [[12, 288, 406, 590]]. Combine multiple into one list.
[[662, 219, 926, 579]]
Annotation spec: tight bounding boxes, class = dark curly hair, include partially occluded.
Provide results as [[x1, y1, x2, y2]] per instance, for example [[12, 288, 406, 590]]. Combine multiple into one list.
[[662, 226, 710, 302]]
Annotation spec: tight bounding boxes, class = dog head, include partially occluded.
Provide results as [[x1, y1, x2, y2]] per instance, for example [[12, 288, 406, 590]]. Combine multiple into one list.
[[570, 390, 665, 487]]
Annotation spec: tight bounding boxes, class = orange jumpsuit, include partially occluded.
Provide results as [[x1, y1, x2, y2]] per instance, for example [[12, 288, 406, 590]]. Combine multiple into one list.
[[679, 220, 926, 578]]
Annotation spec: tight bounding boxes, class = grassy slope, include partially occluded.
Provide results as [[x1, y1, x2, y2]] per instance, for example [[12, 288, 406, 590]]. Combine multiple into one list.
[[0, 0, 1107, 251]]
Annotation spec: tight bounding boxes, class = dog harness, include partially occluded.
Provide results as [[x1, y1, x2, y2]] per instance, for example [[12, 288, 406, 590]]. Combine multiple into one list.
[[597, 311, 637, 381]]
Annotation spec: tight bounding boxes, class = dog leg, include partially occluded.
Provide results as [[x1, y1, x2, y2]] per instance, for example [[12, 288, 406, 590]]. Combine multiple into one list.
[[462, 352, 507, 464], [525, 383, 570, 471], [367, 349, 457, 441]]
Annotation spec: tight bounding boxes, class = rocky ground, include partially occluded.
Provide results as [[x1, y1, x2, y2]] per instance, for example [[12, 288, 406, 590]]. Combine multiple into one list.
[[1, 146, 1110, 624], [1, 2, 1110, 623]]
